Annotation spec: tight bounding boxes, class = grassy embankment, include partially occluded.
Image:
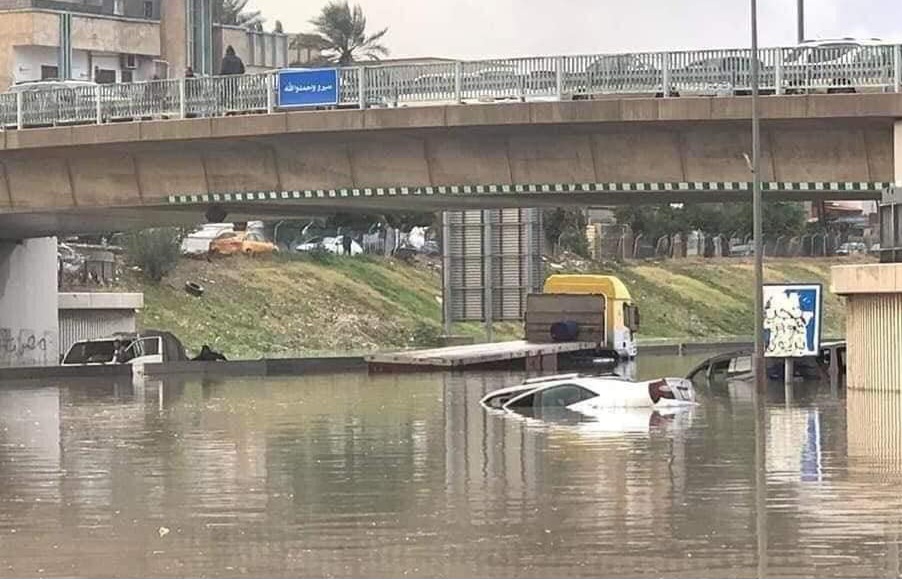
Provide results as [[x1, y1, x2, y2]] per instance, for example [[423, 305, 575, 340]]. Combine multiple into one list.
[[598, 259, 847, 340], [115, 253, 857, 359], [116, 253, 520, 359]]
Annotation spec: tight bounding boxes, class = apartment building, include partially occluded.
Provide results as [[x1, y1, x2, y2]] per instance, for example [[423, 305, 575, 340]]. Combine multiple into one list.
[[0, 0, 293, 91]]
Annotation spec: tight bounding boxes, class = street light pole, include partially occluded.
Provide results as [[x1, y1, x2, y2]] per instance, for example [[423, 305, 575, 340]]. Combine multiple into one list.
[[751, 0, 765, 391], [797, 0, 805, 44], [752, 4, 769, 573]]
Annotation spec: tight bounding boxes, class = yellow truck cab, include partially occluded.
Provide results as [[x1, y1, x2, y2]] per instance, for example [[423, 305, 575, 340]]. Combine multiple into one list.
[[542, 274, 640, 358]]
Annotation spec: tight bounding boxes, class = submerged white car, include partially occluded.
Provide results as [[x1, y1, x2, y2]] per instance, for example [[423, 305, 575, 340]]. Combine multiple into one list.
[[480, 373, 696, 415], [61, 331, 188, 366]]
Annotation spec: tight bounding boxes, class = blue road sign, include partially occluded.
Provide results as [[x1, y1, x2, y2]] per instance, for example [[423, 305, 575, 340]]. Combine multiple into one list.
[[277, 68, 340, 108]]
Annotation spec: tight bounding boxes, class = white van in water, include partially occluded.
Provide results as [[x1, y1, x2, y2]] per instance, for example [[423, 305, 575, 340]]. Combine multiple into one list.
[[61, 331, 188, 366]]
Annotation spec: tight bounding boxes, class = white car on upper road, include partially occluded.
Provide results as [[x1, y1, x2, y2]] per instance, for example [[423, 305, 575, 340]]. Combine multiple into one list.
[[782, 38, 893, 93]]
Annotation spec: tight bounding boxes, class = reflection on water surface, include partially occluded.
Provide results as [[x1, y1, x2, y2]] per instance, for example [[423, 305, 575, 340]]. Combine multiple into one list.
[[0, 356, 901, 577]]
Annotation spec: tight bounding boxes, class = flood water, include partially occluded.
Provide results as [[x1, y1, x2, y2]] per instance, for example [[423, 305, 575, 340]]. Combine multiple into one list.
[[1, 355, 901, 577]]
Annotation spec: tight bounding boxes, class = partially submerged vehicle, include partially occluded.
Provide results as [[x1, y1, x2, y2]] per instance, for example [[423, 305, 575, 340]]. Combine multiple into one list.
[[686, 344, 845, 387], [480, 373, 696, 416], [61, 330, 189, 366]]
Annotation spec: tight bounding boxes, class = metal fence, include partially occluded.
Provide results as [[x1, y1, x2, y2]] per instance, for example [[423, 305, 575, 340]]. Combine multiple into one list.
[[3, 43, 902, 130]]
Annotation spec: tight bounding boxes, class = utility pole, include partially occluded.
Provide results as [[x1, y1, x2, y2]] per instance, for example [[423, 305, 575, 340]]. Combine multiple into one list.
[[751, 0, 765, 392], [797, 0, 805, 43], [753, 8, 769, 574]]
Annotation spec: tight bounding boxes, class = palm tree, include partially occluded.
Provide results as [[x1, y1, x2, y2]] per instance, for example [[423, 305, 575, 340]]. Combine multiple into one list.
[[310, 1, 389, 66], [289, 33, 330, 67], [214, 0, 264, 29]]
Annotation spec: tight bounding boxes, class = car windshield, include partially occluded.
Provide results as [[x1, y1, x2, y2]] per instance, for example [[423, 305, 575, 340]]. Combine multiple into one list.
[[787, 43, 857, 64], [482, 386, 535, 409], [63, 340, 116, 364], [590, 55, 644, 72]]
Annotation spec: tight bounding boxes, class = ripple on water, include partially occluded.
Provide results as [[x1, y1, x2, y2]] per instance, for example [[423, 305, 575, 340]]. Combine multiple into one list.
[[1, 367, 902, 577]]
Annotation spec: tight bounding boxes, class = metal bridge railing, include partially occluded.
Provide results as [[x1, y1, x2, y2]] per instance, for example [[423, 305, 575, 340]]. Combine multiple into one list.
[[3, 43, 902, 130]]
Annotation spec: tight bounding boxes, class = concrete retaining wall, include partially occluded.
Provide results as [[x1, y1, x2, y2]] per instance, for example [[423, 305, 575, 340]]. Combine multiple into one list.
[[0, 341, 766, 382], [0, 356, 369, 382]]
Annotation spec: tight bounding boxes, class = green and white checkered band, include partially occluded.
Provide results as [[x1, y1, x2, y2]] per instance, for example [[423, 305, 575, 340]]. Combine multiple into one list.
[[167, 181, 891, 205]]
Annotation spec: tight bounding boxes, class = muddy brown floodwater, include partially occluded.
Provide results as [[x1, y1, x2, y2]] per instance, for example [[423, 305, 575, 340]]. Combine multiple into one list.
[[1, 355, 901, 578]]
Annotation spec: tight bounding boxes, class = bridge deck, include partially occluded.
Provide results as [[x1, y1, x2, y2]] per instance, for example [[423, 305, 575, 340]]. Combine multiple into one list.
[[365, 340, 596, 370]]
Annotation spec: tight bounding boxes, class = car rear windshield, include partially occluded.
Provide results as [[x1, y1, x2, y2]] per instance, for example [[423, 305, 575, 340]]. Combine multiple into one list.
[[787, 44, 857, 64], [64, 341, 115, 364]]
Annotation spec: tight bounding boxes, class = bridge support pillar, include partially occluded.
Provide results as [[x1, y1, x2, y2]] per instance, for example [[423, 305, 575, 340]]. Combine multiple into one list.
[[895, 121, 902, 185], [832, 264, 902, 391], [0, 238, 59, 368]]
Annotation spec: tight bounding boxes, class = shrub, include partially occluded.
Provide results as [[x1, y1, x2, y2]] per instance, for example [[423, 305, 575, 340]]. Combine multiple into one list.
[[408, 321, 443, 348], [125, 228, 181, 282]]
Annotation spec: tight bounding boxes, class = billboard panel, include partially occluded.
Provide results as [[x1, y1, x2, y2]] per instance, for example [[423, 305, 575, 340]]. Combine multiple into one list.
[[443, 209, 543, 324]]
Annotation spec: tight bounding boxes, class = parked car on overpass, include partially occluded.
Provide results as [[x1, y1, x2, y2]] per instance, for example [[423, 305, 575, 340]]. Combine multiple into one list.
[[671, 55, 775, 96], [783, 38, 893, 93], [585, 54, 664, 96]]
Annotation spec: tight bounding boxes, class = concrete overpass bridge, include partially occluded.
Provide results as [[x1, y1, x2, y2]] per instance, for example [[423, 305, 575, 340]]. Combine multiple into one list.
[[3, 54, 902, 368], [0, 93, 898, 238]]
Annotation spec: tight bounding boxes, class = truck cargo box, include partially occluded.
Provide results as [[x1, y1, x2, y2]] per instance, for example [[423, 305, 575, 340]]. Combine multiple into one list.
[[525, 294, 606, 344]]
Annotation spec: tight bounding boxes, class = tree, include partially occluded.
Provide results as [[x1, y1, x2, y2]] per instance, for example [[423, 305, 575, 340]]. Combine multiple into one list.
[[543, 208, 589, 257], [614, 202, 807, 240], [289, 33, 329, 66], [214, 0, 264, 28], [274, 20, 284, 34], [310, 1, 389, 66], [125, 228, 182, 282]]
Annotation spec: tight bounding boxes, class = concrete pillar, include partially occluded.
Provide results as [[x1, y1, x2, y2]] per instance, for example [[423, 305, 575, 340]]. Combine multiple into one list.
[[161, 0, 188, 77], [895, 120, 902, 185], [161, 0, 213, 77], [847, 389, 902, 472], [0, 238, 59, 368], [832, 264, 902, 391]]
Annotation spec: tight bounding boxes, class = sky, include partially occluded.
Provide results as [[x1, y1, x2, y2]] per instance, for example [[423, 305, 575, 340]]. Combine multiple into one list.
[[247, 0, 902, 60]]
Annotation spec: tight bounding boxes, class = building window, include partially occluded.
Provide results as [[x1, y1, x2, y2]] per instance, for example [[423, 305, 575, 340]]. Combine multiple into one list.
[[95, 69, 116, 84], [113, 0, 124, 15], [143, 1, 154, 18], [120, 70, 133, 83], [41, 65, 59, 80]]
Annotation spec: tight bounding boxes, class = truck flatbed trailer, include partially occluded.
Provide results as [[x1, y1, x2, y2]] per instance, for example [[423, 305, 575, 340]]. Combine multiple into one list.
[[366, 340, 599, 372]]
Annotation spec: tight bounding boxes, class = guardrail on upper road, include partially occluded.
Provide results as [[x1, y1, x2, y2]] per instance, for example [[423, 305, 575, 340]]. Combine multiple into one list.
[[2, 43, 901, 130]]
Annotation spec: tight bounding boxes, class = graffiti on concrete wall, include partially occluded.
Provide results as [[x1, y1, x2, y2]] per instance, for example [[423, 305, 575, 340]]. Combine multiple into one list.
[[0, 328, 56, 366]]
